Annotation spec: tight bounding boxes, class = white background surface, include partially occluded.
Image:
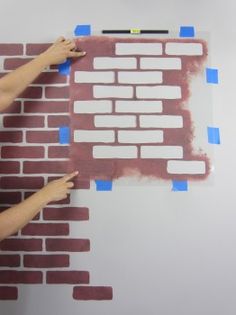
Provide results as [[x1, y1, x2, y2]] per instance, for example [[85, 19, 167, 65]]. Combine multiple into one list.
[[0, 0, 236, 314]]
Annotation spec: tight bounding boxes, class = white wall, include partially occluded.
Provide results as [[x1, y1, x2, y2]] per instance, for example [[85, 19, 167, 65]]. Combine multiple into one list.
[[0, 0, 236, 314]]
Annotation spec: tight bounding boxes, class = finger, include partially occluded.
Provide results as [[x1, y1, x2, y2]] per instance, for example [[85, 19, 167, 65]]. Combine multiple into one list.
[[55, 36, 65, 43], [66, 182, 74, 188], [64, 39, 72, 44], [62, 171, 79, 182], [68, 51, 86, 58], [65, 42, 76, 50]]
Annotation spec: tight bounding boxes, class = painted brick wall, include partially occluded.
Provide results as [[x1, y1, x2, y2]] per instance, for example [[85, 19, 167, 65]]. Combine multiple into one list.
[[70, 36, 210, 181], [0, 42, 112, 301]]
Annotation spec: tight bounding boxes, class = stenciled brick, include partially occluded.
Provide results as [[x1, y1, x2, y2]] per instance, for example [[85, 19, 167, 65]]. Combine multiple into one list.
[[165, 42, 203, 55], [73, 286, 113, 300], [47, 115, 70, 127], [0, 161, 20, 174], [118, 130, 163, 143], [140, 57, 182, 70], [0, 101, 21, 114], [74, 130, 115, 143], [26, 43, 52, 55], [93, 85, 133, 99], [19, 87, 43, 99], [118, 71, 162, 84], [115, 100, 163, 113], [141, 145, 183, 158], [21, 223, 69, 236], [1, 146, 45, 159], [116, 42, 162, 55], [24, 101, 69, 113], [0, 176, 44, 189], [24, 191, 71, 205], [32, 72, 67, 84], [3, 116, 44, 128], [48, 146, 69, 158], [23, 161, 68, 174], [0, 192, 21, 204], [74, 100, 112, 114], [93, 145, 137, 159], [46, 239, 90, 252], [167, 160, 206, 174], [94, 115, 136, 128], [0, 44, 23, 56], [0, 239, 42, 251], [139, 115, 183, 128], [48, 177, 90, 190], [0, 287, 18, 300], [136, 85, 181, 99], [0, 271, 43, 284], [0, 131, 23, 143], [23, 255, 69, 268], [75, 71, 114, 83], [93, 57, 137, 69], [4, 58, 33, 70], [0, 255, 20, 267], [46, 271, 89, 284], [43, 207, 89, 221], [45, 86, 69, 99], [26, 131, 58, 143]]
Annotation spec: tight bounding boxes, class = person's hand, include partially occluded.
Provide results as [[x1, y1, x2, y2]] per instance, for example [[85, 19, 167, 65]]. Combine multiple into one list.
[[39, 37, 86, 66], [38, 171, 78, 204]]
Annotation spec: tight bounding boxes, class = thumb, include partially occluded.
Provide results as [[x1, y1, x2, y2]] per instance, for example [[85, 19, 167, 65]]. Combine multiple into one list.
[[68, 51, 86, 58]]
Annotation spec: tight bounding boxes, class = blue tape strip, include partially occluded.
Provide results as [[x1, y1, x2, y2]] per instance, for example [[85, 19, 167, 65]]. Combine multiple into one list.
[[59, 126, 70, 144], [172, 180, 188, 192], [179, 26, 195, 37], [95, 180, 113, 191], [206, 68, 219, 84], [58, 59, 71, 75], [74, 24, 91, 36], [207, 127, 220, 144]]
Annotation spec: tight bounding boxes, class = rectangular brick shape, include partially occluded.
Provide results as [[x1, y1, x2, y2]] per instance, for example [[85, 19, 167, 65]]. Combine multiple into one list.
[[43, 207, 89, 221], [47, 115, 70, 127], [0, 101, 21, 114], [94, 115, 136, 128], [73, 286, 113, 300], [0, 176, 44, 189], [19, 87, 42, 99], [45, 86, 69, 99], [21, 223, 69, 236], [26, 43, 52, 55], [0, 239, 42, 251], [24, 101, 69, 113], [141, 145, 183, 158], [0, 44, 23, 56], [75, 71, 114, 83], [118, 71, 162, 84], [1, 146, 45, 158], [46, 271, 89, 284], [0, 161, 20, 174], [116, 100, 163, 113], [48, 146, 69, 158], [74, 100, 112, 113], [116, 43, 162, 55], [0, 192, 21, 204], [93, 145, 137, 159], [93, 85, 133, 98], [32, 72, 67, 84], [0, 255, 20, 267], [3, 116, 44, 128], [26, 131, 58, 143], [139, 115, 183, 128], [93, 57, 137, 69], [136, 85, 181, 99], [0, 131, 22, 143], [46, 239, 90, 252], [140, 57, 182, 69], [4, 58, 33, 70], [0, 271, 43, 284], [23, 161, 68, 174], [0, 287, 18, 300], [74, 130, 115, 143], [23, 255, 69, 268], [167, 160, 206, 174], [165, 42, 203, 55], [118, 130, 163, 143]]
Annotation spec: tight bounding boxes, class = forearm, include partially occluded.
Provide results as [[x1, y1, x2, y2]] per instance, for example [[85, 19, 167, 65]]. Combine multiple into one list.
[[0, 189, 50, 241], [0, 54, 49, 111]]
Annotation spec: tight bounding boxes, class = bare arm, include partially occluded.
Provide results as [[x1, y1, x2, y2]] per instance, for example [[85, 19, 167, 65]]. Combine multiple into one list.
[[0, 37, 85, 111], [0, 171, 78, 241]]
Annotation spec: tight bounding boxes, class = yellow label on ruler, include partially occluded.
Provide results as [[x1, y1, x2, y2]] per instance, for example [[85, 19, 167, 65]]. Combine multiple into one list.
[[130, 28, 141, 34]]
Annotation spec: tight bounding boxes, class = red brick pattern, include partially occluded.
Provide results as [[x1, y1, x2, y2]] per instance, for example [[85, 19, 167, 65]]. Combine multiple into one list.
[[0, 42, 112, 302]]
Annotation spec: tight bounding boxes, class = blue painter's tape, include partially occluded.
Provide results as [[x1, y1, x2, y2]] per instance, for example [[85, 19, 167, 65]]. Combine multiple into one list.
[[59, 126, 70, 144], [172, 180, 188, 192], [207, 127, 220, 144], [179, 26, 195, 37], [206, 68, 219, 84], [95, 180, 113, 191], [58, 59, 71, 75], [74, 24, 91, 36]]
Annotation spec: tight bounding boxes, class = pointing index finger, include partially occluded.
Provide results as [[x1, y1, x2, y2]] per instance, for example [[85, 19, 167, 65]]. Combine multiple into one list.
[[62, 171, 79, 182]]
